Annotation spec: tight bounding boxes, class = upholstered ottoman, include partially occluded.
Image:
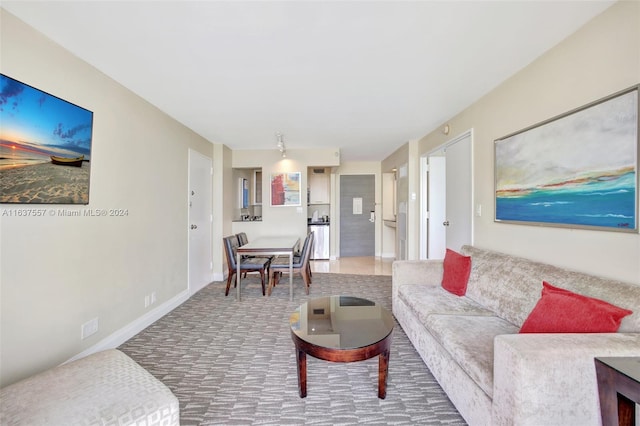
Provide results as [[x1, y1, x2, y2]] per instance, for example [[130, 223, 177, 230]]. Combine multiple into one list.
[[0, 349, 179, 425]]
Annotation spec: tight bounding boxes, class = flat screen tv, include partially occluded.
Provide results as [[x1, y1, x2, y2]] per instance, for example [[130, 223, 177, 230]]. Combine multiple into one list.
[[0, 73, 93, 204]]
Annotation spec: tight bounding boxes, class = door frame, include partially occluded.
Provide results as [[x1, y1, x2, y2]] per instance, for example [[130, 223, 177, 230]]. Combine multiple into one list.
[[420, 129, 474, 259]]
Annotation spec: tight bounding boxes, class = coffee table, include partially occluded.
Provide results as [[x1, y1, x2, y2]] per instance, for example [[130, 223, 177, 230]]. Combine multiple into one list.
[[289, 295, 394, 399]]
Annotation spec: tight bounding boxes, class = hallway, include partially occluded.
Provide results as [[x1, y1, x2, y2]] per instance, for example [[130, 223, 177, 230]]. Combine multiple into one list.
[[310, 257, 393, 276]]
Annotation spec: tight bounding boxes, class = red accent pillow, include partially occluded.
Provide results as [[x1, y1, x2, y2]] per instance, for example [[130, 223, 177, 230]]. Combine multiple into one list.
[[441, 249, 472, 296], [519, 281, 632, 333]]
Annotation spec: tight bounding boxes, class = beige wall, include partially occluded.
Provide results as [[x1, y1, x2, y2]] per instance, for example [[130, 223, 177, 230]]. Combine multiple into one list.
[[414, 1, 640, 283], [228, 148, 340, 264], [229, 152, 382, 260], [0, 10, 214, 386]]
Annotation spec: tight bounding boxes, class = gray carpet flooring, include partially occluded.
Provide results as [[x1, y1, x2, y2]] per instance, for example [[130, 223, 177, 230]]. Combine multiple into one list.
[[119, 273, 467, 425]]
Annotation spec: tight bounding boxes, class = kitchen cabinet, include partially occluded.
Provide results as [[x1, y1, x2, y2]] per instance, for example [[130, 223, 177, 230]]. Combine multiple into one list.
[[308, 168, 330, 204]]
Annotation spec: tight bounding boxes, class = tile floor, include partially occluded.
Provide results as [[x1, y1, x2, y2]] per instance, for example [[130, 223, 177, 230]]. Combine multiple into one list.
[[310, 256, 394, 276]]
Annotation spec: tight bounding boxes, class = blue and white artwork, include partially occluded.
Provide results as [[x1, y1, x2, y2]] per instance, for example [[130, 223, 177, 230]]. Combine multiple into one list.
[[495, 88, 638, 231]]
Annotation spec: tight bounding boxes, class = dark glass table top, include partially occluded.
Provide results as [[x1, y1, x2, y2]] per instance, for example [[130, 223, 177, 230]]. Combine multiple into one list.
[[290, 295, 394, 350]]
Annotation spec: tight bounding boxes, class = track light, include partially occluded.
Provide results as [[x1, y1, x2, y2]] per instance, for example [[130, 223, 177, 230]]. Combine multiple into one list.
[[276, 132, 286, 158]]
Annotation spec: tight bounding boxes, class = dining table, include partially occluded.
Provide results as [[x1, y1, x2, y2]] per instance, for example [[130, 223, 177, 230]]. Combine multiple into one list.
[[236, 236, 300, 301]]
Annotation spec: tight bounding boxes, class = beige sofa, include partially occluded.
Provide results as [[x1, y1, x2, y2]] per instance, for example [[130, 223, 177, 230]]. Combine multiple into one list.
[[392, 245, 640, 426], [0, 349, 179, 425]]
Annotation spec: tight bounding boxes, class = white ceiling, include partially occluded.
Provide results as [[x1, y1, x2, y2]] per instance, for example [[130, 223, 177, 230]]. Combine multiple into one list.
[[1, 1, 614, 161]]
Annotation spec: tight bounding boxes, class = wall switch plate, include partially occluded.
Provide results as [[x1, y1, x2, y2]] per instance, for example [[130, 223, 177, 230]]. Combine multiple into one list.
[[81, 317, 99, 340]]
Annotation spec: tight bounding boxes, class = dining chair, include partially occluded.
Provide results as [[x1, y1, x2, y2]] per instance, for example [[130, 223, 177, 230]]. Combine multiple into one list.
[[237, 232, 249, 246], [269, 232, 314, 295], [223, 235, 271, 296], [297, 231, 313, 281], [236, 232, 251, 278], [293, 231, 313, 280]]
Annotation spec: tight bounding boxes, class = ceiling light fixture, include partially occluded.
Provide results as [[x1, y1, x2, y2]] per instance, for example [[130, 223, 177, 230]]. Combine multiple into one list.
[[276, 132, 287, 158]]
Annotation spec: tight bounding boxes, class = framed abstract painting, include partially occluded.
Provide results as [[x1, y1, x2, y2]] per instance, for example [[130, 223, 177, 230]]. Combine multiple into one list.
[[495, 86, 638, 232], [270, 172, 301, 206]]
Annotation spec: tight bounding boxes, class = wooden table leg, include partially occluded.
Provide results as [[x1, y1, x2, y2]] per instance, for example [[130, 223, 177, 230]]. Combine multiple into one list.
[[296, 349, 307, 398], [266, 272, 274, 296], [378, 349, 390, 399]]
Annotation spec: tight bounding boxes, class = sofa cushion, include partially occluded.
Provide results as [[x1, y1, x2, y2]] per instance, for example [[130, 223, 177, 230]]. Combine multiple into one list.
[[398, 284, 494, 326], [442, 249, 472, 296], [460, 245, 640, 332], [425, 314, 520, 398], [519, 281, 633, 333]]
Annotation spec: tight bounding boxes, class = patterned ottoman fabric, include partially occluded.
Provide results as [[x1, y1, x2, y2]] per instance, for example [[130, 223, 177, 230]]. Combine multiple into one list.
[[0, 349, 179, 426]]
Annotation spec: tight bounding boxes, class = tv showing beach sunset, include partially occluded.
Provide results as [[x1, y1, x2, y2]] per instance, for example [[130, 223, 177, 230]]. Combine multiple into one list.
[[0, 74, 93, 204]]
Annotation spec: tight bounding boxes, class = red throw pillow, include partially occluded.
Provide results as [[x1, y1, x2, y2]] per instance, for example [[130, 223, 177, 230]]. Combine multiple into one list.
[[441, 249, 472, 296], [519, 281, 633, 333]]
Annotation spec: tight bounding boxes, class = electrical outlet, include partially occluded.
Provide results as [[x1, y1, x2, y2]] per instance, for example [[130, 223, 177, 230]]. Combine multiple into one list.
[[144, 295, 150, 308], [81, 317, 99, 340], [151, 291, 156, 305]]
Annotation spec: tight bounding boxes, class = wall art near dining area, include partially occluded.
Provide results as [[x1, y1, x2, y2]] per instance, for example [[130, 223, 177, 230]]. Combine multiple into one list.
[[495, 86, 638, 232], [271, 172, 301, 206], [0, 74, 94, 204]]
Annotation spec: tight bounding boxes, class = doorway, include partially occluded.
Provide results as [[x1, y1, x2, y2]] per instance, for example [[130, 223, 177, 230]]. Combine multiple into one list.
[[339, 175, 375, 257], [421, 130, 473, 259], [188, 149, 213, 294]]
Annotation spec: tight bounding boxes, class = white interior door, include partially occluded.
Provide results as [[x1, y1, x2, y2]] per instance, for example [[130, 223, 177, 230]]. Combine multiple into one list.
[[423, 131, 473, 259], [427, 154, 446, 259], [445, 133, 472, 252], [188, 149, 213, 294]]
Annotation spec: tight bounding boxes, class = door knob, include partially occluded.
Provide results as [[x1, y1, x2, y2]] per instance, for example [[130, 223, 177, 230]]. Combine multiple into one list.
[[191, 224, 198, 229], [443, 221, 450, 226]]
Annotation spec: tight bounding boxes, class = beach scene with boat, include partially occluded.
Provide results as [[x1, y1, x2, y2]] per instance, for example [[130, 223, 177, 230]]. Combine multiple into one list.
[[0, 74, 93, 204]]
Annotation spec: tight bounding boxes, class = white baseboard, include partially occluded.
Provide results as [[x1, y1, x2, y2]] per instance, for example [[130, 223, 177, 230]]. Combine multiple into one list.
[[64, 288, 191, 365]]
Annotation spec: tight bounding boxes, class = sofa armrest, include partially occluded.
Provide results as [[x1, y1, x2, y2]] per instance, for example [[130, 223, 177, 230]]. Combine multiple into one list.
[[492, 333, 640, 426]]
